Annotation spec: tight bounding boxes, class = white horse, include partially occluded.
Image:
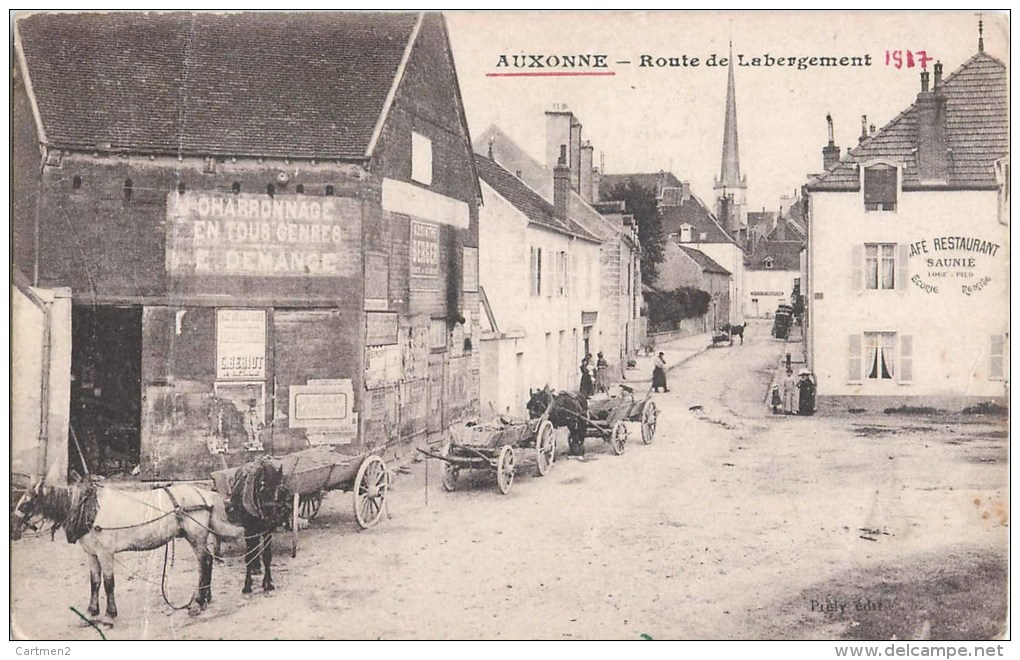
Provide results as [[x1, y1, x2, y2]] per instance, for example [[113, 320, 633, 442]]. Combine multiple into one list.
[[13, 478, 243, 620]]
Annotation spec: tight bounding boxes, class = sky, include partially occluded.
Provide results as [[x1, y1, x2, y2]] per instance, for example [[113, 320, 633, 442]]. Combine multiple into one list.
[[445, 11, 1009, 211]]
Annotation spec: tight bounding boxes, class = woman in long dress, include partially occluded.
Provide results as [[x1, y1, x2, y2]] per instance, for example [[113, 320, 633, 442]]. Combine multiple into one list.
[[652, 352, 669, 392], [579, 354, 595, 398]]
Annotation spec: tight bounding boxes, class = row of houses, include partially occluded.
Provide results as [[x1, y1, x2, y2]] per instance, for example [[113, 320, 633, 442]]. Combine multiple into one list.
[[11, 12, 643, 481]]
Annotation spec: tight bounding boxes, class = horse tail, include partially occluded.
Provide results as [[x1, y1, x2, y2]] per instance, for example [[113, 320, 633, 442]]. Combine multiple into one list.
[[208, 497, 246, 540]]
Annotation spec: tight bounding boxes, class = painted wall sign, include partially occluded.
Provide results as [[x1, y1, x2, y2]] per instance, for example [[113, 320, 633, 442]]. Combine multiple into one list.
[[366, 312, 399, 346], [166, 192, 359, 278], [410, 221, 440, 278], [289, 379, 357, 432], [906, 235, 1003, 295], [751, 290, 785, 296], [216, 309, 266, 380]]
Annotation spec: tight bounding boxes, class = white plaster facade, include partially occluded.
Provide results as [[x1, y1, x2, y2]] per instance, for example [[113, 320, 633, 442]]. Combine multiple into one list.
[[806, 187, 1008, 403], [745, 269, 800, 318], [477, 180, 602, 417]]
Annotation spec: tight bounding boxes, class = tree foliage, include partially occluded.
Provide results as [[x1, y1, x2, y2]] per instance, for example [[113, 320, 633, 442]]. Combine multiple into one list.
[[605, 181, 665, 284], [644, 286, 712, 333]]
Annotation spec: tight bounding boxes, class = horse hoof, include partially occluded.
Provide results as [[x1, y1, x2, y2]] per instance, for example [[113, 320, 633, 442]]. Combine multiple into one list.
[[242, 586, 252, 595], [263, 583, 275, 592], [88, 607, 100, 618], [107, 610, 118, 620]]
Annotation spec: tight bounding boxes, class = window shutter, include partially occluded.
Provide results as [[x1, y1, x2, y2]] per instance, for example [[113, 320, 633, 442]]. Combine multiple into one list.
[[530, 247, 537, 296], [899, 334, 913, 383], [847, 334, 862, 382], [990, 335, 1004, 379], [537, 248, 542, 296], [851, 245, 863, 290], [548, 250, 556, 297], [897, 244, 909, 290]]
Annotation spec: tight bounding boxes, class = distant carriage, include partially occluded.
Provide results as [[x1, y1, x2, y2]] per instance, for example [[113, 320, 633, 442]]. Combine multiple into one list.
[[527, 385, 658, 457], [772, 305, 794, 340]]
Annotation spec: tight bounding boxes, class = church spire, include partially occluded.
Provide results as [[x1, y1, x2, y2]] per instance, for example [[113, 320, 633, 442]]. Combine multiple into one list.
[[715, 41, 746, 235], [716, 41, 745, 190]]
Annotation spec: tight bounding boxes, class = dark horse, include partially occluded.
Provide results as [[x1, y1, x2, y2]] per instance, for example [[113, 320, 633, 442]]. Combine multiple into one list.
[[527, 386, 588, 456], [721, 322, 747, 344], [219, 459, 290, 594], [12, 478, 237, 619]]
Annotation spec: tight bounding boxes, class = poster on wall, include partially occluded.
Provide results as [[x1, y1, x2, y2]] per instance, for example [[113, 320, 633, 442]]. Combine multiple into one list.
[[216, 309, 266, 380], [410, 220, 440, 286]]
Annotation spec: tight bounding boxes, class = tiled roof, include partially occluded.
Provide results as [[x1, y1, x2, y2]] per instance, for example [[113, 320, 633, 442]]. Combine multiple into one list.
[[475, 154, 601, 243], [659, 192, 740, 247], [601, 172, 683, 198], [809, 52, 1008, 190], [747, 240, 802, 271], [16, 11, 419, 158], [677, 245, 730, 275]]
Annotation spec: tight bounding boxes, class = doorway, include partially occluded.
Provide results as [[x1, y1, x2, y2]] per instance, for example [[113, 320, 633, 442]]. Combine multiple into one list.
[[70, 306, 143, 477]]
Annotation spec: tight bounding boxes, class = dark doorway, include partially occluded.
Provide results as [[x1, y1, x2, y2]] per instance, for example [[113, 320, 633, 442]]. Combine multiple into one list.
[[70, 306, 142, 477]]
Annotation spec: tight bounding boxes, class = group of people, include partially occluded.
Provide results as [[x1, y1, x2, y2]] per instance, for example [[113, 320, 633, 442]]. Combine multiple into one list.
[[579, 352, 610, 398], [771, 367, 816, 415]]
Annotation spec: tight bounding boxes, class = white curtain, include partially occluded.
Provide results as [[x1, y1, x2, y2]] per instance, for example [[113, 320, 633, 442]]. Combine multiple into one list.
[[880, 345, 895, 378], [867, 344, 879, 379]]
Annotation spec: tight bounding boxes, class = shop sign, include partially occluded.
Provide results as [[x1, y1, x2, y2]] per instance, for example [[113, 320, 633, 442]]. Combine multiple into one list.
[[906, 235, 1003, 296], [411, 221, 440, 278], [217, 310, 266, 380], [289, 379, 357, 432], [166, 192, 358, 278]]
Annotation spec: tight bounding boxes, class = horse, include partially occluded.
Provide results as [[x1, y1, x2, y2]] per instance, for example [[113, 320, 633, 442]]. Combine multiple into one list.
[[218, 458, 290, 594], [721, 322, 747, 345], [527, 386, 588, 457], [11, 478, 240, 619]]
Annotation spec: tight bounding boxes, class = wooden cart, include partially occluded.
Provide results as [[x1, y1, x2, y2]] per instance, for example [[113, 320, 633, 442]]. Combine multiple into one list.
[[573, 386, 659, 454], [211, 445, 390, 557], [419, 413, 556, 495]]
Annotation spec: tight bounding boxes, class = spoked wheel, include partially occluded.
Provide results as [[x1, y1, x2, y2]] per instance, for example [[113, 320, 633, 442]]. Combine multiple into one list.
[[353, 455, 389, 529], [609, 421, 627, 455], [534, 420, 555, 476], [641, 402, 658, 444], [496, 445, 516, 495], [441, 441, 459, 492]]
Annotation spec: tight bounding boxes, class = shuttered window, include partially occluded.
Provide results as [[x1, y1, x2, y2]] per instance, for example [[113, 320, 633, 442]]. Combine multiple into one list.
[[864, 164, 897, 211], [530, 247, 543, 297], [847, 334, 862, 382]]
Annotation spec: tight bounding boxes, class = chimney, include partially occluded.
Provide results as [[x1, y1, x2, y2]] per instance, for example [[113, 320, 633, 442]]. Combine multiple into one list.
[[916, 62, 949, 181], [580, 141, 595, 202], [680, 181, 692, 202], [822, 113, 841, 171], [859, 115, 869, 144], [545, 105, 573, 171], [554, 144, 570, 221], [592, 167, 602, 202], [570, 117, 583, 192]]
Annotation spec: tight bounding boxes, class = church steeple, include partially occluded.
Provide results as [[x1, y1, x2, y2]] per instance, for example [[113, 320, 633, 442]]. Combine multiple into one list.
[[714, 41, 747, 234]]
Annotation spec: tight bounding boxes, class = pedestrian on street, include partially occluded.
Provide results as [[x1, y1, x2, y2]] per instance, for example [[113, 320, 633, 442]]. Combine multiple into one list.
[[781, 366, 797, 414], [652, 352, 669, 392], [595, 351, 609, 393], [580, 353, 595, 398]]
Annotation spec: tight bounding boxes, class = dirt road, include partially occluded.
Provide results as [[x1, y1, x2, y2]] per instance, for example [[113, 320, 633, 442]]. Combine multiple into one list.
[[10, 321, 1008, 640]]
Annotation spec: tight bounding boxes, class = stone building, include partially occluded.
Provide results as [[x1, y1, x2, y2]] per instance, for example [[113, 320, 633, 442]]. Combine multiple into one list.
[[13, 12, 481, 479]]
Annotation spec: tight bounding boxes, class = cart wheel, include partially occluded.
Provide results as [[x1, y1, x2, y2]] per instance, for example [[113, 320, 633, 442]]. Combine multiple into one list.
[[534, 420, 555, 476], [610, 421, 627, 455], [291, 491, 300, 558], [354, 455, 389, 529], [641, 402, 658, 444], [299, 491, 324, 520], [496, 445, 516, 495], [441, 441, 459, 492]]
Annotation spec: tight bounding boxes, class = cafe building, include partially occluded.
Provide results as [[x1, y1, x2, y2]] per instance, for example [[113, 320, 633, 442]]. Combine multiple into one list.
[[804, 45, 1008, 410], [13, 12, 481, 479]]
